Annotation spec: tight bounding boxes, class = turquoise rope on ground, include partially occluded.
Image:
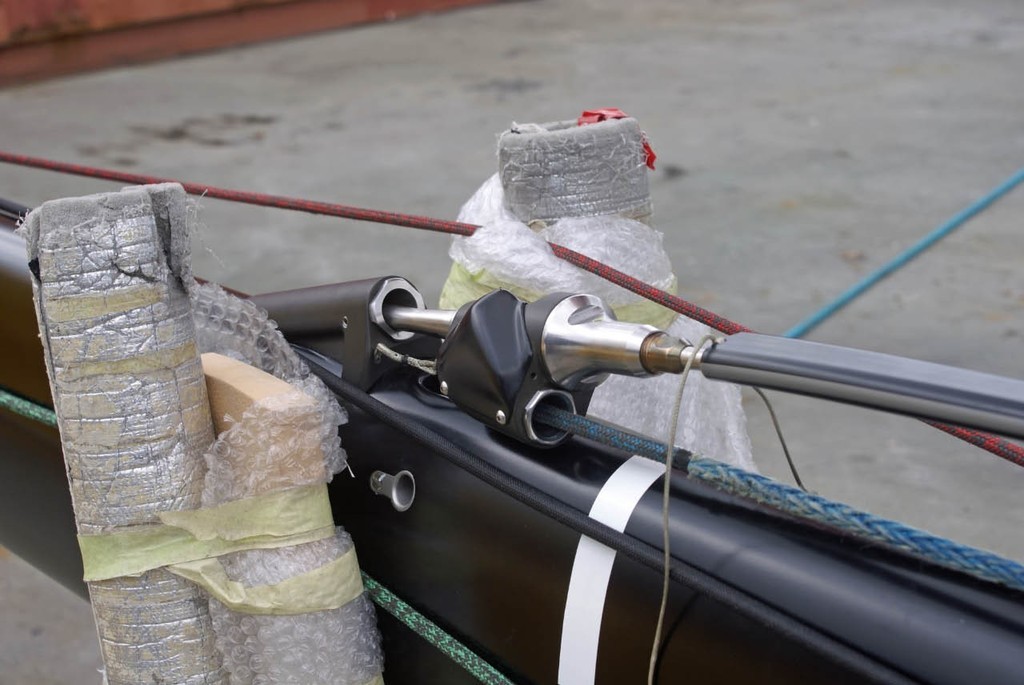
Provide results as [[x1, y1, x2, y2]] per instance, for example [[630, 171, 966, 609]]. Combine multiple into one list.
[[784, 164, 1024, 338], [0, 386, 57, 427], [362, 573, 514, 685], [535, 404, 1024, 593]]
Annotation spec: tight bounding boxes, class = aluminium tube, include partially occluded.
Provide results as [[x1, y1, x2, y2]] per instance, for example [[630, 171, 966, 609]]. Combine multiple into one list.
[[382, 305, 455, 337], [700, 332, 1024, 440]]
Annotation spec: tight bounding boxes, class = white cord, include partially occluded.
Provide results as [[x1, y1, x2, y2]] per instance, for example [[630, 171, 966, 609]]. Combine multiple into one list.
[[647, 334, 720, 684], [374, 342, 437, 375]]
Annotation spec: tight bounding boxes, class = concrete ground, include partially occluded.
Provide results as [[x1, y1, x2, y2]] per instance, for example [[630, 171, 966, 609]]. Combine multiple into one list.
[[2, 0, 1024, 679]]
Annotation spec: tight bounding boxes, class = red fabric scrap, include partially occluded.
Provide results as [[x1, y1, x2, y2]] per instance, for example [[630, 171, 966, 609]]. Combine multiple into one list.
[[577, 108, 657, 170]]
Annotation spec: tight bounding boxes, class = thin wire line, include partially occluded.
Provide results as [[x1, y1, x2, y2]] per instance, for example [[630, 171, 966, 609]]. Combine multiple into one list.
[[648, 335, 718, 684], [752, 387, 805, 491]]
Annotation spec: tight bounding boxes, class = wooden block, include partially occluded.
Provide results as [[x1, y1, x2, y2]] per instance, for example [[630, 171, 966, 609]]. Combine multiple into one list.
[[201, 352, 325, 486], [201, 352, 312, 433]]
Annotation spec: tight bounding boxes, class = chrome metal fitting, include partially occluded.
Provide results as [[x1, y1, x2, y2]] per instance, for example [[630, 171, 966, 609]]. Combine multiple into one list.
[[370, 470, 416, 512], [369, 277, 425, 342], [639, 332, 700, 375], [539, 294, 660, 389], [523, 390, 576, 446]]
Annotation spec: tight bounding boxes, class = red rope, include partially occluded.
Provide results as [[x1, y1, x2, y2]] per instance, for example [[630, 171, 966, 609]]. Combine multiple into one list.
[[2, 149, 1022, 467], [925, 422, 1024, 468], [0, 151, 749, 332], [0, 151, 477, 237], [548, 244, 750, 335]]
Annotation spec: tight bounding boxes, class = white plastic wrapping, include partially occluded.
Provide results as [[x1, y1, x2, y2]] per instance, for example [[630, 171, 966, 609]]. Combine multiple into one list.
[[209, 536, 382, 685], [192, 284, 384, 685], [442, 119, 755, 469], [449, 175, 676, 312]]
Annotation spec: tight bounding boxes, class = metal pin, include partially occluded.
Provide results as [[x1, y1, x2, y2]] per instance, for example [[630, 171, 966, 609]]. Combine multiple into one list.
[[370, 470, 416, 512]]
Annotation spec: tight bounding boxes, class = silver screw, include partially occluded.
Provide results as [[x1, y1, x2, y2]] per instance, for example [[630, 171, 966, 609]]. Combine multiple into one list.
[[439, 381, 449, 396], [495, 410, 507, 425], [341, 316, 349, 330]]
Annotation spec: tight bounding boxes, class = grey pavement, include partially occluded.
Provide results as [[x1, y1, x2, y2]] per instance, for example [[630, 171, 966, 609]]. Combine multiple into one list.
[[2, 0, 1024, 678]]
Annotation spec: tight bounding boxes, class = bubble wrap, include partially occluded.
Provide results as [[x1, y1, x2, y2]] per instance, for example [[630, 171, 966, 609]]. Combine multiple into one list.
[[445, 120, 755, 468], [499, 118, 652, 223], [191, 283, 308, 382], [191, 284, 383, 685], [201, 390, 341, 506], [209, 535, 383, 685], [22, 184, 226, 684], [191, 282, 347, 489], [450, 175, 676, 309]]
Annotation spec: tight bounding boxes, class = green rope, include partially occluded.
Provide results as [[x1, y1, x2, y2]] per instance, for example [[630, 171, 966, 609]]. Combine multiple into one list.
[[362, 572, 514, 685], [0, 386, 514, 682], [0, 387, 56, 427]]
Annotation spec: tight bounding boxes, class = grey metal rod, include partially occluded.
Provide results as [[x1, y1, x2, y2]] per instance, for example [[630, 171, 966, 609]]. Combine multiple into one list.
[[383, 305, 456, 337], [700, 332, 1024, 440]]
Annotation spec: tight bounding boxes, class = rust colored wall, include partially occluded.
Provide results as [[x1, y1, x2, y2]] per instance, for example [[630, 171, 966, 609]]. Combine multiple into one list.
[[0, 0, 493, 87]]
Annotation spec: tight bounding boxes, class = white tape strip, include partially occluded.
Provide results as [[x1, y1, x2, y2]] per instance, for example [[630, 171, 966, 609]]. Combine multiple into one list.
[[557, 455, 665, 685]]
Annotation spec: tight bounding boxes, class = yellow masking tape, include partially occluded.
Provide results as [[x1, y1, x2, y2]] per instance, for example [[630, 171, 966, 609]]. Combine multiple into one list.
[[159, 483, 333, 541], [78, 484, 334, 581], [58, 342, 200, 382], [43, 285, 163, 323], [439, 261, 679, 330], [167, 546, 364, 615]]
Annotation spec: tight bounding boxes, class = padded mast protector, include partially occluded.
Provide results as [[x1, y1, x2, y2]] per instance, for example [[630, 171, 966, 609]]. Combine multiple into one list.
[[23, 184, 226, 684]]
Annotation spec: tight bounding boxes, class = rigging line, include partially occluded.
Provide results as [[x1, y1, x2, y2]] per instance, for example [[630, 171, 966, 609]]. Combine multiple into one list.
[[783, 164, 1024, 339], [0, 150, 749, 335], [0, 195, 28, 224], [296, 348, 915, 685], [752, 387, 805, 490], [533, 404, 1024, 593], [362, 573, 515, 685], [0, 385, 56, 427], [649, 335, 716, 685], [1, 151, 1022, 466], [0, 150, 476, 236], [374, 342, 437, 375]]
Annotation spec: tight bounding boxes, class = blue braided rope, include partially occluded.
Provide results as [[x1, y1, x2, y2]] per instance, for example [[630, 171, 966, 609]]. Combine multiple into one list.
[[533, 403, 689, 465], [688, 457, 1024, 591], [534, 405, 1024, 593]]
